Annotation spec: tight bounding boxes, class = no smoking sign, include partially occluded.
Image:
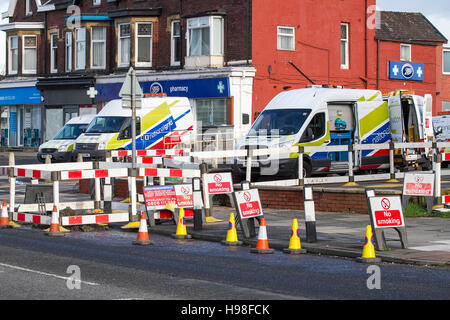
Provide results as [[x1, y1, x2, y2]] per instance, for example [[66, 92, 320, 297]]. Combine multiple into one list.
[[369, 196, 405, 228]]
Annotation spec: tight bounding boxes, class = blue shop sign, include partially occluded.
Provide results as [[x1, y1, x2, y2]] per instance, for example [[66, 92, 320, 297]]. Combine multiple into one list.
[[95, 77, 230, 102], [388, 61, 425, 81], [0, 87, 42, 106]]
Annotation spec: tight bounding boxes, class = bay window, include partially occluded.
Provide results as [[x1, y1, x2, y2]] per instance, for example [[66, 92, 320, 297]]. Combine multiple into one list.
[[50, 33, 58, 73], [171, 20, 181, 66], [8, 36, 18, 75], [91, 26, 106, 69], [75, 28, 86, 70], [135, 23, 153, 67], [118, 23, 131, 67], [22, 35, 37, 74], [65, 32, 72, 72], [187, 16, 223, 57]]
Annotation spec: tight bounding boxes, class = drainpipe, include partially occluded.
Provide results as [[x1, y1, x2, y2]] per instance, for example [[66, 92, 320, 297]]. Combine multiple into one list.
[[376, 39, 380, 90]]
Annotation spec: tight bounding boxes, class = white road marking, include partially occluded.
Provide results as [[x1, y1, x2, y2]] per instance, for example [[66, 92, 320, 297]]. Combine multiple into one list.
[[410, 240, 450, 252], [0, 263, 100, 286]]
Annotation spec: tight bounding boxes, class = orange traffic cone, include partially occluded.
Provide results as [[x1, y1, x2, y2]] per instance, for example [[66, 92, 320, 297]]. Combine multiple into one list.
[[283, 219, 306, 254], [133, 211, 154, 245], [46, 205, 65, 237], [250, 218, 274, 254], [0, 200, 11, 229]]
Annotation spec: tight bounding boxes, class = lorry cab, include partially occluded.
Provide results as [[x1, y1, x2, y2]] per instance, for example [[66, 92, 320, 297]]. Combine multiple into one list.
[[73, 96, 193, 161], [37, 114, 96, 163], [387, 90, 433, 169], [234, 87, 391, 179]]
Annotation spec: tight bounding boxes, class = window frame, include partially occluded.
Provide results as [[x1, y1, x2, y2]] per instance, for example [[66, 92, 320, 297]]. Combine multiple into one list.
[[135, 22, 153, 68], [93, 0, 101, 6], [65, 31, 73, 72], [50, 33, 58, 73], [90, 26, 107, 70], [340, 23, 349, 69], [171, 20, 181, 66], [277, 26, 295, 51], [118, 23, 131, 68], [186, 16, 224, 57], [22, 35, 37, 75], [400, 44, 411, 62], [443, 48, 450, 75], [25, 0, 32, 16], [75, 27, 86, 70], [8, 36, 18, 75]]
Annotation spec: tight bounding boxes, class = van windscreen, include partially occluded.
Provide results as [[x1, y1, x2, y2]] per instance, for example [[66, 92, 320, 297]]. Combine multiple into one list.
[[86, 116, 129, 134], [248, 109, 312, 136], [54, 124, 89, 139]]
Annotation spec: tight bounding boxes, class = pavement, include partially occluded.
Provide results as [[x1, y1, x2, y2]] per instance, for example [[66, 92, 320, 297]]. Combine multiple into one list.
[[147, 204, 450, 268]]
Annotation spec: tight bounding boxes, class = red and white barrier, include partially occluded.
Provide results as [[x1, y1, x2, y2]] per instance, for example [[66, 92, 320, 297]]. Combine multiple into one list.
[[13, 212, 52, 225], [60, 168, 128, 180], [110, 149, 188, 158], [61, 212, 129, 226], [138, 167, 200, 178]]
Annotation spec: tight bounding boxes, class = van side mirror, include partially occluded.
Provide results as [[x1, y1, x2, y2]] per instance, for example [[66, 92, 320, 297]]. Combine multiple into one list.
[[299, 128, 314, 142]]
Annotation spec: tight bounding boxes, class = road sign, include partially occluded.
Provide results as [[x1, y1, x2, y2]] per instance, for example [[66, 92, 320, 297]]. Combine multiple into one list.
[[369, 196, 405, 228], [204, 172, 233, 194], [234, 189, 263, 219], [143, 184, 193, 209], [119, 67, 144, 109], [403, 173, 435, 197]]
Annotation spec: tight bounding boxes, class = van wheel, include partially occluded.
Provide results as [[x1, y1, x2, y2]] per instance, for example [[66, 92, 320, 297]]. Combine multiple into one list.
[[296, 161, 312, 178]]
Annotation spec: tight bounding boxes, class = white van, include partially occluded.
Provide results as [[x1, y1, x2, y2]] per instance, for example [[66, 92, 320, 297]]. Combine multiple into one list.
[[37, 114, 96, 163], [73, 96, 193, 160]]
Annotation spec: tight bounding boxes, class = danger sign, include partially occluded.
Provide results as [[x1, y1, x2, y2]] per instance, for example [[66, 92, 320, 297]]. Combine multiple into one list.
[[234, 189, 263, 219], [204, 172, 233, 194], [369, 196, 405, 228], [143, 184, 193, 209], [403, 173, 434, 197]]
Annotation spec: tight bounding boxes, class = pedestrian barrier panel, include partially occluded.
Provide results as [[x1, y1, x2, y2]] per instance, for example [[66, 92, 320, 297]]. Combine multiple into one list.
[[366, 191, 408, 250]]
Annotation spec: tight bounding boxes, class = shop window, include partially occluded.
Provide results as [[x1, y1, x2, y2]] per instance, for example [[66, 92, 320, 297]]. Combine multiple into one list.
[[75, 28, 86, 70], [65, 32, 72, 72], [50, 33, 58, 73], [91, 26, 106, 69], [136, 23, 153, 67], [118, 23, 131, 68], [8, 36, 18, 75], [196, 99, 227, 127], [340, 23, 349, 69], [400, 44, 411, 61], [171, 20, 181, 66], [443, 48, 450, 74], [187, 16, 223, 57], [277, 26, 295, 51], [22, 35, 37, 74]]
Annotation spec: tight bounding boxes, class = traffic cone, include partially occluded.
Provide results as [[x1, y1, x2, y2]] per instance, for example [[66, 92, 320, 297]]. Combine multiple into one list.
[[250, 218, 274, 254], [172, 208, 192, 239], [283, 219, 306, 254], [46, 205, 65, 237], [132, 211, 154, 245], [356, 225, 381, 263], [0, 200, 11, 229], [221, 213, 242, 246]]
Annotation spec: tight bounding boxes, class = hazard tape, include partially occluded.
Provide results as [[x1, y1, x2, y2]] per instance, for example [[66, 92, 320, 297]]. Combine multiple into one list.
[[13, 212, 52, 225], [138, 167, 200, 178], [61, 212, 129, 226], [111, 149, 187, 158]]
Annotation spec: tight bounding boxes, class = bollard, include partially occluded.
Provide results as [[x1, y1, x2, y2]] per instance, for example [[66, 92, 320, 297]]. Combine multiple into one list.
[[433, 151, 443, 210], [303, 185, 317, 243], [387, 141, 399, 183]]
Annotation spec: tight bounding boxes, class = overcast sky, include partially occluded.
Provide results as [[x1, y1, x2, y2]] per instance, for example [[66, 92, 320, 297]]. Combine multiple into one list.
[[0, 1, 449, 74]]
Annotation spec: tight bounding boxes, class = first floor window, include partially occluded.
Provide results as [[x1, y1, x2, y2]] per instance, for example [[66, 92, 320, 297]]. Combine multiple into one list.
[[196, 99, 227, 127], [187, 16, 223, 57], [118, 23, 131, 67], [8, 36, 18, 74], [23, 35, 37, 74], [65, 32, 72, 72], [136, 23, 153, 67], [400, 44, 411, 61], [340, 23, 349, 69], [91, 26, 106, 69], [443, 48, 450, 74], [277, 26, 295, 51], [171, 20, 181, 66], [75, 28, 86, 70], [50, 33, 58, 73]]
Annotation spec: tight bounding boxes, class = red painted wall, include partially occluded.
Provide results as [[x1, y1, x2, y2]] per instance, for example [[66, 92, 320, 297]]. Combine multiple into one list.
[[251, 0, 376, 118]]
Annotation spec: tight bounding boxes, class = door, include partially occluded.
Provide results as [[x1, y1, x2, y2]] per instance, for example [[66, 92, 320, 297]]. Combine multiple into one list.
[[355, 101, 390, 169], [387, 95, 403, 143]]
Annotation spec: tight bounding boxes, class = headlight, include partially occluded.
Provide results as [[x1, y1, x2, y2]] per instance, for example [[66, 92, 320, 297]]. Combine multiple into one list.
[[98, 142, 106, 150], [278, 139, 295, 149], [58, 145, 68, 152]]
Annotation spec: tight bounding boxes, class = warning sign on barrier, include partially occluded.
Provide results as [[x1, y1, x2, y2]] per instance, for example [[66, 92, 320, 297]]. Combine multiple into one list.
[[143, 184, 193, 208], [234, 189, 263, 219], [204, 173, 233, 194], [369, 196, 405, 228], [403, 173, 434, 197]]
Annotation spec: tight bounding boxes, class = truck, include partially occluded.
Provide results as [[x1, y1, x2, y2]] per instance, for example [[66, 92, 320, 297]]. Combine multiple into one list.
[[233, 86, 431, 179], [37, 114, 96, 163], [72, 96, 193, 161]]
